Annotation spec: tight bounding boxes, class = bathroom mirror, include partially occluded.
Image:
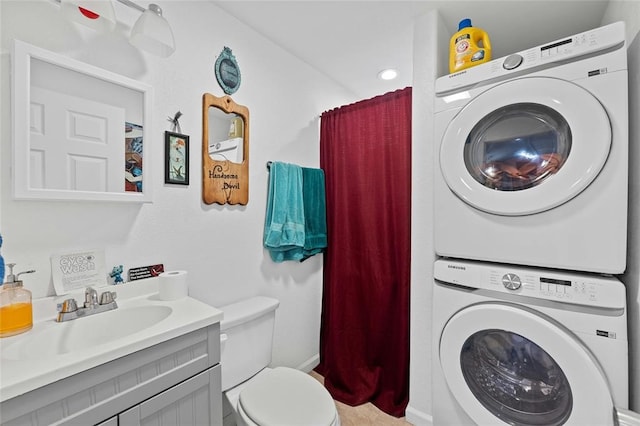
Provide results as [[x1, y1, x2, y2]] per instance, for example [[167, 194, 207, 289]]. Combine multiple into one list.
[[11, 40, 153, 203], [202, 93, 249, 205]]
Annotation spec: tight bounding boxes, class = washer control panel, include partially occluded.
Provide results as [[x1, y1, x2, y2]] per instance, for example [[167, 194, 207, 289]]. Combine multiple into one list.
[[434, 259, 625, 309], [436, 21, 625, 96]]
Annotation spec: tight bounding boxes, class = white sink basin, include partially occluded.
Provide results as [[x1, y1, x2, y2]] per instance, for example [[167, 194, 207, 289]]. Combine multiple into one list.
[[2, 305, 172, 360], [0, 279, 223, 403]]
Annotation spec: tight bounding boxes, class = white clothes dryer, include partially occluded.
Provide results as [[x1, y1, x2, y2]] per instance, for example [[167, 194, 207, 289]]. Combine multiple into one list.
[[434, 22, 628, 274], [432, 258, 629, 425]]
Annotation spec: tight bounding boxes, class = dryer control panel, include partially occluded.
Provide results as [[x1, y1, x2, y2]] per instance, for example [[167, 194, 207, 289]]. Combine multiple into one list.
[[434, 259, 626, 310], [436, 20, 626, 96]]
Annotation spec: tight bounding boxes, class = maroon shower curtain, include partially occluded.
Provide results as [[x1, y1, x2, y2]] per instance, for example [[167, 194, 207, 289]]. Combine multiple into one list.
[[315, 87, 411, 417]]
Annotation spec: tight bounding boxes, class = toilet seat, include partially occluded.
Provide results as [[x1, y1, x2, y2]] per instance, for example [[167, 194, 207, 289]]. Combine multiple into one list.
[[238, 367, 337, 426]]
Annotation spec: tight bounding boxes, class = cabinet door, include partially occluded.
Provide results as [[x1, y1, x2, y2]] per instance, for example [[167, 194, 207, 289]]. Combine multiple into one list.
[[119, 365, 222, 426], [96, 416, 118, 426]]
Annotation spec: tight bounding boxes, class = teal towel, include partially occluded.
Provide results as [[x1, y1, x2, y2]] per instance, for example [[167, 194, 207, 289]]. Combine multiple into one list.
[[264, 162, 306, 262], [301, 167, 327, 261]]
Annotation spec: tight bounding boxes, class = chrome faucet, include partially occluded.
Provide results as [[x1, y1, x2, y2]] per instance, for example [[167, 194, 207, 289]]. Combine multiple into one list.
[[56, 286, 118, 322]]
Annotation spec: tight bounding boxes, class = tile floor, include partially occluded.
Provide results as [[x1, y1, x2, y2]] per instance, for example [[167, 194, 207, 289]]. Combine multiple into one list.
[[310, 371, 413, 426]]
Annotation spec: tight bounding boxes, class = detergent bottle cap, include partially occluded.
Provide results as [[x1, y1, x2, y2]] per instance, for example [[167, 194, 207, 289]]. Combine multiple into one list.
[[458, 18, 472, 30]]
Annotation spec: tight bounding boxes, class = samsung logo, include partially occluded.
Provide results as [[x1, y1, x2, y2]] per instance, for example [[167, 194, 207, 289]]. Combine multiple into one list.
[[447, 265, 466, 270], [448, 70, 467, 78]]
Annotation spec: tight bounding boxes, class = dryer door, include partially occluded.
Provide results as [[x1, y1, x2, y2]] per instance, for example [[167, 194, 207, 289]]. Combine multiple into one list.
[[439, 302, 615, 426], [440, 77, 611, 216]]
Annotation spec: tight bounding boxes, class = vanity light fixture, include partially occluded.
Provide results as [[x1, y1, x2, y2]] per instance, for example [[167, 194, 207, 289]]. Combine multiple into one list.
[[57, 0, 175, 57], [129, 3, 175, 58], [378, 68, 398, 81]]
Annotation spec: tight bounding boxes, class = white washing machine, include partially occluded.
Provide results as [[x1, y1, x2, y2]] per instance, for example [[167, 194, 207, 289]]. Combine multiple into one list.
[[432, 258, 629, 425], [434, 22, 628, 274]]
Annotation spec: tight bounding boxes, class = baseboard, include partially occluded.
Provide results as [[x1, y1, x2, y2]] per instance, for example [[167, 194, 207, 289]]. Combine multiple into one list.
[[296, 353, 320, 373], [405, 405, 433, 426]]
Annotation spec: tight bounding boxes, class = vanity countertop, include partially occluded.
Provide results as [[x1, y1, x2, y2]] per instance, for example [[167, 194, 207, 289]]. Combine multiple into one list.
[[0, 279, 223, 402]]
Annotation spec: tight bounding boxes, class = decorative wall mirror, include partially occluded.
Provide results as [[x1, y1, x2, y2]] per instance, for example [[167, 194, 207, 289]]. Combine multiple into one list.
[[11, 39, 153, 203], [202, 93, 249, 205]]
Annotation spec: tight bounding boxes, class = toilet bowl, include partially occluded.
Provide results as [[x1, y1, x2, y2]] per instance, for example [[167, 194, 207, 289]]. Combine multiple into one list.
[[219, 296, 340, 426], [224, 367, 339, 426]]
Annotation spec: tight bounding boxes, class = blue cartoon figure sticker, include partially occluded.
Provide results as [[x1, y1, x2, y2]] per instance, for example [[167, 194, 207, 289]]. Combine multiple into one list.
[[110, 265, 124, 284]]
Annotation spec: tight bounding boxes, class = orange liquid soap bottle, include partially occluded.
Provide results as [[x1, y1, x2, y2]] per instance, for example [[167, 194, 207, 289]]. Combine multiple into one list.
[[0, 263, 36, 338]]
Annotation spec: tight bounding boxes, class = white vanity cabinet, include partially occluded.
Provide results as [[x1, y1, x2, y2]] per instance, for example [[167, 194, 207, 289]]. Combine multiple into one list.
[[0, 324, 222, 426], [118, 366, 219, 425]]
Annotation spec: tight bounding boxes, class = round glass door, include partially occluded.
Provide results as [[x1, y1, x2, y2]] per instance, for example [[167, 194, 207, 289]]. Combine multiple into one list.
[[464, 103, 571, 192], [439, 303, 615, 425], [440, 77, 611, 216], [461, 329, 572, 425]]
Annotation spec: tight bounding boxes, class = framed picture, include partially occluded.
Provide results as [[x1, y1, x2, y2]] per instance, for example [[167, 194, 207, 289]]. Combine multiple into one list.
[[165, 131, 189, 185]]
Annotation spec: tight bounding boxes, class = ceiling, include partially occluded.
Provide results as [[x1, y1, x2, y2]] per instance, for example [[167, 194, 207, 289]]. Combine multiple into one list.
[[213, 0, 610, 101]]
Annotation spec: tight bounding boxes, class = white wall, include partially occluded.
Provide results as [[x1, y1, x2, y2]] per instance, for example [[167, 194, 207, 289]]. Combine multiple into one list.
[[624, 32, 640, 413], [603, 1, 640, 44], [602, 0, 640, 413], [406, 9, 446, 426], [0, 0, 355, 371]]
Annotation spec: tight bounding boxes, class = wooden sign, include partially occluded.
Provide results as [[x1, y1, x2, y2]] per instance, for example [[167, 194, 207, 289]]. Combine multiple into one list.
[[202, 93, 249, 205]]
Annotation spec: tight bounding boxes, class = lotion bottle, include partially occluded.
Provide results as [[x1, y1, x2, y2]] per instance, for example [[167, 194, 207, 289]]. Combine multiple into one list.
[[0, 263, 35, 338]]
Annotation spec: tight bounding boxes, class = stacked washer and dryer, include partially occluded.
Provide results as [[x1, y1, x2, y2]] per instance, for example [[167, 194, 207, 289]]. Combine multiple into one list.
[[432, 21, 640, 425]]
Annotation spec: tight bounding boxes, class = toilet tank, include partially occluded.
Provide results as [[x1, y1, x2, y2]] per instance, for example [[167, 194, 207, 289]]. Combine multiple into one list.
[[219, 296, 280, 391]]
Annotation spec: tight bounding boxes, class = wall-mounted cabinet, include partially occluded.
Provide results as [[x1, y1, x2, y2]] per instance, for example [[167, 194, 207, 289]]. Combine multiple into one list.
[[11, 40, 153, 203]]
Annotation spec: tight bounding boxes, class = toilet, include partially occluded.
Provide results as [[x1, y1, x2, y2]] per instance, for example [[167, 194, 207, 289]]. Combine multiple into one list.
[[219, 296, 340, 426]]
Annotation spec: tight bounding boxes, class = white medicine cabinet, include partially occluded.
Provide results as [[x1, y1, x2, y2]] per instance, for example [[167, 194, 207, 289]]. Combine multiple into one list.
[[11, 39, 153, 203]]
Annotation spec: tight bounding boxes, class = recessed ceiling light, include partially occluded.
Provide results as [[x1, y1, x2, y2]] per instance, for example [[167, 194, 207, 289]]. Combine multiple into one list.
[[378, 69, 398, 80]]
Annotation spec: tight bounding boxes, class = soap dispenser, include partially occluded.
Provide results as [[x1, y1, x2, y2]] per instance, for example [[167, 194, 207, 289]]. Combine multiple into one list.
[[0, 263, 35, 337]]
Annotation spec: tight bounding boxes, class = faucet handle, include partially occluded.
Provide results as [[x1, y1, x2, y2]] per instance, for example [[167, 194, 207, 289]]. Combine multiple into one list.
[[100, 291, 117, 305], [84, 287, 99, 308], [57, 298, 78, 313]]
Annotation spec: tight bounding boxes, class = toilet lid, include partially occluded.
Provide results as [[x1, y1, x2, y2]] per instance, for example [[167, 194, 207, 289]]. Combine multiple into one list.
[[239, 367, 336, 426]]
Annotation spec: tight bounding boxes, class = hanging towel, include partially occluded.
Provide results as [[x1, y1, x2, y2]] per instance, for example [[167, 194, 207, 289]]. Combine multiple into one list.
[[263, 162, 306, 262], [301, 167, 328, 261]]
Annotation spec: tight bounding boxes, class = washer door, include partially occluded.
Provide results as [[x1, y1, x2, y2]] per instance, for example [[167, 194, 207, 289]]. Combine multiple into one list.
[[440, 77, 611, 216], [439, 302, 614, 426]]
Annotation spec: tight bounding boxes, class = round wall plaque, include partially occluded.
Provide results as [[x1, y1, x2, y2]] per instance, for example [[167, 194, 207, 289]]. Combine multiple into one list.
[[215, 47, 241, 95]]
